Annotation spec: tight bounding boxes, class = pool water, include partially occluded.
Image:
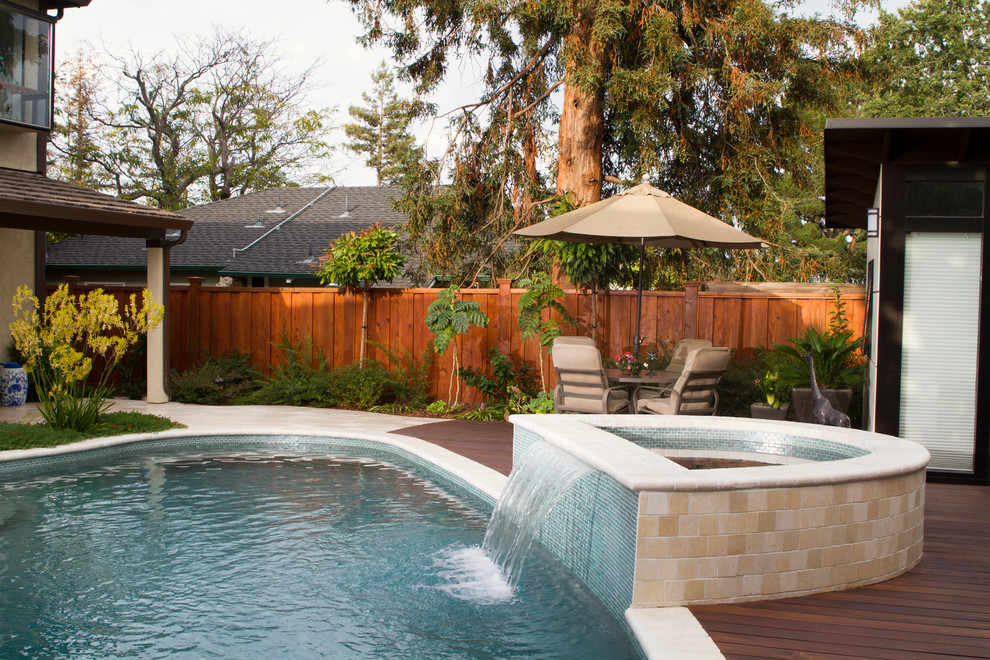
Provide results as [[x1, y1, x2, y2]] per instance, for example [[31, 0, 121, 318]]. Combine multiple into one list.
[[0, 453, 637, 659]]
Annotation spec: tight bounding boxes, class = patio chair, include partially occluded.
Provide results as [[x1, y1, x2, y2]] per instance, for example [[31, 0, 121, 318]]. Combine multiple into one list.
[[554, 336, 597, 347], [551, 338, 631, 414], [634, 346, 730, 415]]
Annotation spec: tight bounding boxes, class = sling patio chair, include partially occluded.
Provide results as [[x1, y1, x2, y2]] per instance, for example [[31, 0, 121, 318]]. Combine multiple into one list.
[[551, 337, 631, 414], [634, 346, 730, 415]]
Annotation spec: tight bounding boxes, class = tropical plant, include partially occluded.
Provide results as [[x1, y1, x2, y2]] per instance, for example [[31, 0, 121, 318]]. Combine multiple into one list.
[[9, 285, 163, 432], [517, 273, 576, 389], [314, 223, 405, 366], [424, 286, 490, 405], [776, 328, 865, 391], [755, 369, 786, 409]]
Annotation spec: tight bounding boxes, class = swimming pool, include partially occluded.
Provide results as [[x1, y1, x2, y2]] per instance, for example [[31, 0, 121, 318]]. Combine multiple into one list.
[[0, 439, 638, 659]]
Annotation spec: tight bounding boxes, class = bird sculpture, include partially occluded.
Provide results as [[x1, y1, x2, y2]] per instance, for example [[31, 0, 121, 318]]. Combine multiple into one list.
[[805, 351, 851, 428]]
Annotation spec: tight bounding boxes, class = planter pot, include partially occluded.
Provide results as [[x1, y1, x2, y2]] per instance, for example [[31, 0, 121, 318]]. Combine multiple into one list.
[[750, 403, 789, 420], [790, 388, 852, 424], [0, 363, 28, 407]]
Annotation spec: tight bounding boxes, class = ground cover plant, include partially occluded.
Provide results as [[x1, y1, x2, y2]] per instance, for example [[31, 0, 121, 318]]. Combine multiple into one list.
[[0, 412, 185, 451]]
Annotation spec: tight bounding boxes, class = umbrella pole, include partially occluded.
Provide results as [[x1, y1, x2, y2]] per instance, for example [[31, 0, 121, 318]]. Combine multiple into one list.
[[634, 237, 645, 365]]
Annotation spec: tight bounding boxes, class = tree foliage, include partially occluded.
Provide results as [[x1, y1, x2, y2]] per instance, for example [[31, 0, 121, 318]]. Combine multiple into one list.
[[315, 223, 405, 366], [859, 0, 990, 117], [344, 62, 427, 186], [346, 0, 872, 285], [49, 29, 333, 210]]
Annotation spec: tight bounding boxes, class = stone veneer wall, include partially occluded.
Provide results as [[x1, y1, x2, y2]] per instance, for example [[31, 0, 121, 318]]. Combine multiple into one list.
[[633, 471, 925, 606]]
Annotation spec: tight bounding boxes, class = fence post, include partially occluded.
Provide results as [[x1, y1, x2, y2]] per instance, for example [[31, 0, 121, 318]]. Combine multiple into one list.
[[684, 281, 700, 339], [187, 277, 204, 365], [62, 275, 79, 295], [497, 278, 512, 356]]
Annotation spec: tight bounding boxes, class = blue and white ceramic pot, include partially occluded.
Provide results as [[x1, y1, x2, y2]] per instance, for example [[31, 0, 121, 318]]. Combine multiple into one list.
[[0, 363, 28, 407]]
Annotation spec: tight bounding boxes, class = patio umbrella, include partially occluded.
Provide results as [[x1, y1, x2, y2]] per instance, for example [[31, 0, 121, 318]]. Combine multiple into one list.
[[515, 182, 766, 360]]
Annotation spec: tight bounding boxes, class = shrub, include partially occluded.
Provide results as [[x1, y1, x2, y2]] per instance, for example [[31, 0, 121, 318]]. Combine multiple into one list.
[[9, 285, 163, 432], [170, 351, 257, 405], [368, 342, 433, 409], [457, 347, 537, 404], [326, 361, 403, 409], [245, 339, 336, 407]]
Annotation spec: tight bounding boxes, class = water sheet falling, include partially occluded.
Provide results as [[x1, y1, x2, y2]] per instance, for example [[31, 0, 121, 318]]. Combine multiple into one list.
[[482, 441, 593, 586]]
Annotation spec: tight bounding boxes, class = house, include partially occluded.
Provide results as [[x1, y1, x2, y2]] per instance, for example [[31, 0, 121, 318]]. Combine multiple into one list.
[[47, 186, 413, 288], [0, 0, 192, 403], [824, 117, 990, 485]]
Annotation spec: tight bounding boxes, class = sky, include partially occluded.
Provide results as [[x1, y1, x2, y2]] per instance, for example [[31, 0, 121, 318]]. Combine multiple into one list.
[[52, 0, 912, 187]]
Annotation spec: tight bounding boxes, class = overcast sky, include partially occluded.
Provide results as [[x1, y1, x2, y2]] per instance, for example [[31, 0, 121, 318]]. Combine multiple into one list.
[[52, 0, 911, 187]]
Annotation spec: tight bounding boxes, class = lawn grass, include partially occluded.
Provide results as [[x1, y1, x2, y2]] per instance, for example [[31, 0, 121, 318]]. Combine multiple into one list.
[[0, 411, 186, 451]]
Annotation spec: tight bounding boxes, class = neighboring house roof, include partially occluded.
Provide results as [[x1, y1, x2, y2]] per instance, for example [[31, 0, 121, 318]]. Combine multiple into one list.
[[47, 186, 411, 282], [0, 168, 190, 238]]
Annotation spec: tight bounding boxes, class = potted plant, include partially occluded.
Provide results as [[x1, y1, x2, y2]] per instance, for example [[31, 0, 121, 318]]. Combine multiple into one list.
[[751, 368, 789, 420], [776, 327, 864, 423]]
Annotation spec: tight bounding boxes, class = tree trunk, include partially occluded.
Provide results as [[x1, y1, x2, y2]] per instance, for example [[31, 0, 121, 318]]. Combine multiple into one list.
[[556, 8, 604, 206], [360, 284, 369, 367]]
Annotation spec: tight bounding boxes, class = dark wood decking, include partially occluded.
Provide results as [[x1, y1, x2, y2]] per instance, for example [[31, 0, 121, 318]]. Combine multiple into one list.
[[390, 419, 515, 476], [396, 419, 990, 659]]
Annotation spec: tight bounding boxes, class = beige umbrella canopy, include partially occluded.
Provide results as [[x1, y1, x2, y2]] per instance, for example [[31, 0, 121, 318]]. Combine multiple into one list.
[[516, 182, 765, 248], [515, 182, 766, 359]]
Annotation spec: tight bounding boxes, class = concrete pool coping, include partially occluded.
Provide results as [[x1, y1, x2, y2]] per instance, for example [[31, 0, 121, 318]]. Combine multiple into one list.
[[0, 400, 727, 660], [509, 414, 932, 492]]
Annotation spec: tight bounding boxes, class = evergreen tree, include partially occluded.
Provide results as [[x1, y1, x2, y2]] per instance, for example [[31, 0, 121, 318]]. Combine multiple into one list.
[[344, 62, 424, 186], [860, 0, 990, 117], [346, 0, 873, 285], [49, 50, 101, 189]]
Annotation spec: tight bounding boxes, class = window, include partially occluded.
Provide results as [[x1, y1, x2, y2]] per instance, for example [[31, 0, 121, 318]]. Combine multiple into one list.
[[905, 181, 984, 218], [0, 2, 53, 130]]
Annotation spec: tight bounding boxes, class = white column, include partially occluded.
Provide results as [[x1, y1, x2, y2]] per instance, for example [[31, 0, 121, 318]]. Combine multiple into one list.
[[146, 246, 168, 403]]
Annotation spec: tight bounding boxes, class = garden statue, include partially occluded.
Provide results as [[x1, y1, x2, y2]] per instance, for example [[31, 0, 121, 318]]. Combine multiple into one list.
[[805, 352, 851, 427]]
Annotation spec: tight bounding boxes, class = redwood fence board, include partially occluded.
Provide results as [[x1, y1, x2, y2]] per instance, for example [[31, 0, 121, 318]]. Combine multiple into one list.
[[50, 280, 866, 403]]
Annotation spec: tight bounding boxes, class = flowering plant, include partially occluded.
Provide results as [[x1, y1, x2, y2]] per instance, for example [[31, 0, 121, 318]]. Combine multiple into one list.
[[9, 284, 163, 432], [614, 351, 640, 373]]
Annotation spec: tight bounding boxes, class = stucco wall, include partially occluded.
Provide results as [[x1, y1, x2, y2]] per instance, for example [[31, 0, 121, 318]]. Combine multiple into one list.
[[0, 129, 39, 171], [0, 229, 36, 359]]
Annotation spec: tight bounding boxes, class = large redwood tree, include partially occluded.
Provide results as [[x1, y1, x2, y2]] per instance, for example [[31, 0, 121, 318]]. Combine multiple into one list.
[[346, 0, 871, 284]]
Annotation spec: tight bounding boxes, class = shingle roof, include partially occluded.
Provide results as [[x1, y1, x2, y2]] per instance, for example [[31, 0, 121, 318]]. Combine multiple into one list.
[[0, 168, 190, 238], [46, 186, 411, 282]]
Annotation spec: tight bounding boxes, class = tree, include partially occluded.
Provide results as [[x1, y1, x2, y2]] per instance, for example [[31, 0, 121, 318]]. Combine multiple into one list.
[[347, 0, 872, 284], [50, 29, 333, 210], [859, 0, 990, 117], [49, 50, 101, 189], [314, 224, 405, 367], [344, 62, 425, 186], [424, 286, 490, 405]]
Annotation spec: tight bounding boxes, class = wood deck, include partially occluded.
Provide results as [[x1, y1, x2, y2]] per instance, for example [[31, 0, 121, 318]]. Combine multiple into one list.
[[692, 483, 990, 659], [395, 419, 990, 659]]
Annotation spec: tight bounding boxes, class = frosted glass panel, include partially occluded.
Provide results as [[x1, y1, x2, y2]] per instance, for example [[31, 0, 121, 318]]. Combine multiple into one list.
[[900, 233, 982, 471]]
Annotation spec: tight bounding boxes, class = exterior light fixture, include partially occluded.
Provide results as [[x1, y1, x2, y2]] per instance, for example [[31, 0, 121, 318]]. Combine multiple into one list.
[[866, 208, 879, 238]]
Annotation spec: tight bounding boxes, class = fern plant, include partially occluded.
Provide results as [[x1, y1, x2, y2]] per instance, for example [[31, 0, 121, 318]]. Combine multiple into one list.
[[424, 286, 489, 405]]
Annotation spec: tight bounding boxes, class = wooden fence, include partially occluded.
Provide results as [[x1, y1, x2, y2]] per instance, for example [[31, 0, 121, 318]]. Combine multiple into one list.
[[55, 278, 866, 403]]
